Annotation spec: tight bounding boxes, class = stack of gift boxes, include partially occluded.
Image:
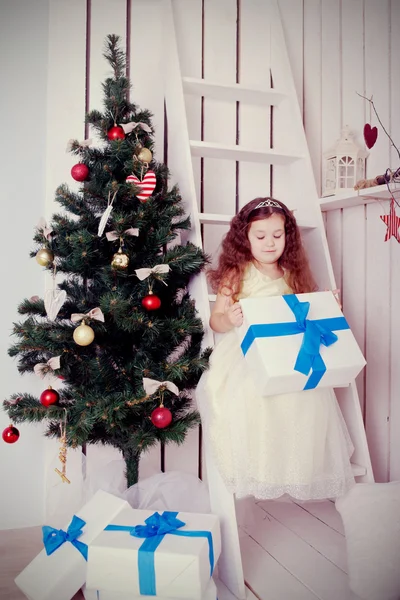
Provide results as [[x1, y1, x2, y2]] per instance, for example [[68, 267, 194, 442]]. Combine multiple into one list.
[[14, 290, 366, 600], [15, 490, 221, 600]]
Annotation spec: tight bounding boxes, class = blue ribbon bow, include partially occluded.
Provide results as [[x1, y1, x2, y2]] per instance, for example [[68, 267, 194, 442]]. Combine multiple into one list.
[[104, 510, 214, 596], [42, 514, 88, 561], [240, 294, 349, 390]]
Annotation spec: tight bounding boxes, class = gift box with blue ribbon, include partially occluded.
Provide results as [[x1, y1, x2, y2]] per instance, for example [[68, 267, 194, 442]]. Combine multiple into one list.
[[82, 577, 218, 600], [14, 490, 129, 600], [237, 291, 366, 396], [85, 507, 221, 599]]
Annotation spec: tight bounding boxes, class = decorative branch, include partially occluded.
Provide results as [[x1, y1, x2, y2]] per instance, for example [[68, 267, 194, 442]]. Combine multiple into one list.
[[356, 92, 400, 161]]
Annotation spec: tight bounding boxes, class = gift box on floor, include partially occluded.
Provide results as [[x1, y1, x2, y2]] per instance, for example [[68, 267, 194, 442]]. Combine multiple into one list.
[[237, 291, 366, 396], [82, 577, 218, 600], [15, 490, 129, 600], [85, 507, 221, 599]]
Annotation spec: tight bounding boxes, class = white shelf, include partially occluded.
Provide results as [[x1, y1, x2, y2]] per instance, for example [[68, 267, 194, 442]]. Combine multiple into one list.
[[199, 212, 317, 230], [320, 182, 400, 211], [190, 141, 303, 165], [182, 77, 287, 106]]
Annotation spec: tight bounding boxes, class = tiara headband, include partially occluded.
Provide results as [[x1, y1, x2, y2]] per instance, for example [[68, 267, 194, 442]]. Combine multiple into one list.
[[254, 199, 282, 210]]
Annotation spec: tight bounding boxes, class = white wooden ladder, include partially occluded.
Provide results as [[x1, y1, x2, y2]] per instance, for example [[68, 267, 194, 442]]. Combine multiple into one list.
[[162, 1, 374, 598]]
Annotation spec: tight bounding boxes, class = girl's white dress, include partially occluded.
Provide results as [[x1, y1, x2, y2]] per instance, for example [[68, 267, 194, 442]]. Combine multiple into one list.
[[196, 263, 355, 500]]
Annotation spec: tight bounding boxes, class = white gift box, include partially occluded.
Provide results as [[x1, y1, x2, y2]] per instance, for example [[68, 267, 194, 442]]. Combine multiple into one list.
[[82, 577, 217, 600], [86, 507, 221, 599], [237, 291, 366, 396], [15, 491, 129, 600]]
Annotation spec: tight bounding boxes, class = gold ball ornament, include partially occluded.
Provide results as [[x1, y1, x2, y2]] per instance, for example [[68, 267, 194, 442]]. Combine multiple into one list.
[[137, 147, 152, 163], [35, 247, 54, 267], [111, 248, 129, 270], [73, 320, 95, 346]]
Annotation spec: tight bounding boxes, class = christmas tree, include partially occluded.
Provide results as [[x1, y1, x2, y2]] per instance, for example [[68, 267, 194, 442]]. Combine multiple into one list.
[[2, 34, 210, 486]]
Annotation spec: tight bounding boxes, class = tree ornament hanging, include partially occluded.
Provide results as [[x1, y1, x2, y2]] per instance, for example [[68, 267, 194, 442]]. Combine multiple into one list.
[[73, 320, 95, 346], [135, 264, 169, 310], [110, 236, 129, 270], [54, 409, 70, 483], [66, 138, 92, 153], [37, 217, 53, 241], [151, 405, 172, 429], [71, 163, 89, 182], [40, 385, 60, 406], [45, 288, 67, 321], [380, 198, 400, 242], [142, 291, 161, 311], [98, 190, 117, 237], [136, 147, 152, 164], [126, 170, 156, 202], [120, 122, 152, 136], [71, 308, 104, 346], [107, 125, 125, 141], [363, 124, 378, 150], [44, 263, 67, 321], [35, 247, 54, 267], [2, 424, 20, 444], [143, 377, 179, 429], [111, 246, 129, 270], [34, 355, 61, 379]]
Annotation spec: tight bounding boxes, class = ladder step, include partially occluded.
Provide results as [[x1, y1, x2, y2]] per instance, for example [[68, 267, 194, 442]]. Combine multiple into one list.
[[351, 463, 367, 477], [199, 212, 317, 230], [190, 141, 303, 165], [182, 76, 287, 106]]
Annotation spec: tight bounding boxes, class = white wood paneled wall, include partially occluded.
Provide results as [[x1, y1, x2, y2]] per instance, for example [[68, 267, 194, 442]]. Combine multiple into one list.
[[28, 0, 400, 509]]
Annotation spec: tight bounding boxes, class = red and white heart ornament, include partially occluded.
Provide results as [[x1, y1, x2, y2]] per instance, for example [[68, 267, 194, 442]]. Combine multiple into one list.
[[126, 171, 156, 202]]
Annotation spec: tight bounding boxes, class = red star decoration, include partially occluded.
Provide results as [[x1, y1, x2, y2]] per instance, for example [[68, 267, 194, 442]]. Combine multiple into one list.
[[380, 198, 400, 242]]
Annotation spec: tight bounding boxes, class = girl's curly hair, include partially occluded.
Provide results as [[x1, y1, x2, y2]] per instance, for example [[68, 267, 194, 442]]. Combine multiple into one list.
[[207, 197, 317, 300]]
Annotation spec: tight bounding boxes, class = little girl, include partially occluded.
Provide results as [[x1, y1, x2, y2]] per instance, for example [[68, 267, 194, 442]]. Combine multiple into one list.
[[196, 197, 355, 501]]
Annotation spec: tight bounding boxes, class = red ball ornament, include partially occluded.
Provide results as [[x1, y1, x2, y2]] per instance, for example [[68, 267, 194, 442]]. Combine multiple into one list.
[[142, 293, 161, 311], [151, 406, 172, 429], [107, 125, 125, 141], [2, 425, 20, 444], [71, 163, 89, 182], [40, 386, 59, 407]]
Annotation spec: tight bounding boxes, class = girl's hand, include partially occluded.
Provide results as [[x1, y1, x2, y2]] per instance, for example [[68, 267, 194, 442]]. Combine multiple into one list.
[[225, 302, 243, 327]]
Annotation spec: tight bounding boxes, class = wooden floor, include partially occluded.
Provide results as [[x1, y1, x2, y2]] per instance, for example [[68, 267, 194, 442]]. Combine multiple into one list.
[[0, 498, 360, 600]]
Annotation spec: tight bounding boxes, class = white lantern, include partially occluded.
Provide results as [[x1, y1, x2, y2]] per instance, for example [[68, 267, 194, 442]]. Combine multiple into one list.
[[322, 126, 369, 197]]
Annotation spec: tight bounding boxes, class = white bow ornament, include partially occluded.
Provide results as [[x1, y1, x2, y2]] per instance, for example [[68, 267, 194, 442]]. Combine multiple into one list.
[[34, 356, 61, 379], [37, 217, 53, 241], [143, 377, 180, 397], [70, 307, 105, 323], [66, 138, 93, 152], [120, 122, 152, 134], [135, 264, 170, 285]]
